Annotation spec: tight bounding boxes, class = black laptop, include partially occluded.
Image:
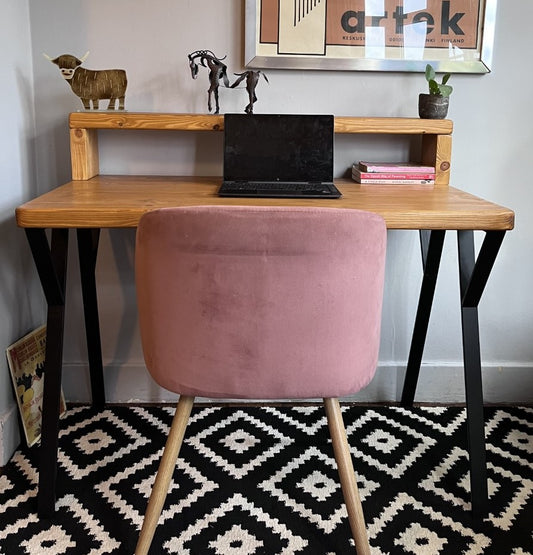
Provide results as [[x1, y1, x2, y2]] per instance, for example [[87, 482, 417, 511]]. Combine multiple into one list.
[[219, 114, 341, 198]]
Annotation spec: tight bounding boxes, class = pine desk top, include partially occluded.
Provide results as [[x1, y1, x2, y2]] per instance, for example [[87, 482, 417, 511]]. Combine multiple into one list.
[[16, 176, 514, 231]]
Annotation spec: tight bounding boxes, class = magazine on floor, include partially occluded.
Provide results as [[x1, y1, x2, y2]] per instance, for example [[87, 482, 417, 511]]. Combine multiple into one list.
[[6, 325, 67, 447]]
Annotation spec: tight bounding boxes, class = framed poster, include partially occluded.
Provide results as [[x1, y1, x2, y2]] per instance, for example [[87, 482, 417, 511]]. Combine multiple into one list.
[[245, 0, 497, 72]]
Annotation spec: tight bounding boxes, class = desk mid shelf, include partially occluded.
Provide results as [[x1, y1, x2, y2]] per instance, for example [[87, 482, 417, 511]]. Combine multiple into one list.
[[68, 112, 454, 184]]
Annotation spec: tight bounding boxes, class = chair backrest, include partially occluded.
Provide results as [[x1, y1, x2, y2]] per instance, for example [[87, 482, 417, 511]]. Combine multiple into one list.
[[135, 206, 386, 400]]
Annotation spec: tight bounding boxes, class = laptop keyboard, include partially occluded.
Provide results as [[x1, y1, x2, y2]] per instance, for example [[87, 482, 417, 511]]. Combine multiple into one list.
[[220, 181, 340, 197], [231, 182, 324, 191]]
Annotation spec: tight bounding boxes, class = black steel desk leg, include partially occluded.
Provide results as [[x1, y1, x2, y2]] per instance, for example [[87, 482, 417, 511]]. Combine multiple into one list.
[[25, 228, 69, 518], [401, 230, 446, 406], [77, 229, 105, 407], [458, 229, 506, 518]]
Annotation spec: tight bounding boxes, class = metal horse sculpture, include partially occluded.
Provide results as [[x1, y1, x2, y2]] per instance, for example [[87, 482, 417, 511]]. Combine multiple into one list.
[[187, 50, 268, 114], [230, 70, 269, 114], [187, 50, 229, 114]]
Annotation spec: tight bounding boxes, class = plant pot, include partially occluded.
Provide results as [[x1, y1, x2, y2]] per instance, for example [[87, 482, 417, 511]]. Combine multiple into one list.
[[418, 93, 449, 119]]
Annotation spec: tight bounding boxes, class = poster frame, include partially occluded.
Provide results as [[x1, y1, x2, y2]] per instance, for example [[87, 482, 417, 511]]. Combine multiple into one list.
[[245, 0, 497, 73]]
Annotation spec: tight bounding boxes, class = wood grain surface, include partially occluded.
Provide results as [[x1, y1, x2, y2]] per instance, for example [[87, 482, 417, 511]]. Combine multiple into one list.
[[16, 176, 514, 230]]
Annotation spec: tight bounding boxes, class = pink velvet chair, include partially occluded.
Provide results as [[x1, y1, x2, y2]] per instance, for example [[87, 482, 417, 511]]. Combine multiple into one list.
[[134, 206, 386, 555]]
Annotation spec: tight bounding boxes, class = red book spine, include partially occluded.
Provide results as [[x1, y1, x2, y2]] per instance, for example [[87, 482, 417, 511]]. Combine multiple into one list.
[[358, 162, 435, 173], [353, 178, 435, 184], [354, 170, 436, 180]]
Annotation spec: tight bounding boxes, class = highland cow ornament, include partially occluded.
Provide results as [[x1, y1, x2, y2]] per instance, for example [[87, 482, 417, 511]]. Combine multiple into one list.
[[44, 51, 127, 110]]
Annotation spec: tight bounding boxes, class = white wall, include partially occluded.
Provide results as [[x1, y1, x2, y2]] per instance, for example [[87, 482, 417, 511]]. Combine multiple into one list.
[[9, 0, 530, 411], [0, 0, 44, 464]]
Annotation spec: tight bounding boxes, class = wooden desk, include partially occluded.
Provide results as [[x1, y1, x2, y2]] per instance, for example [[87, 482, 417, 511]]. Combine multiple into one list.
[[17, 176, 513, 230], [15, 114, 514, 520]]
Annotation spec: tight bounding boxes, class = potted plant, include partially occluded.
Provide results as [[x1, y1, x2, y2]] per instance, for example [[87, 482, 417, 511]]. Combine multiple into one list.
[[418, 64, 453, 119]]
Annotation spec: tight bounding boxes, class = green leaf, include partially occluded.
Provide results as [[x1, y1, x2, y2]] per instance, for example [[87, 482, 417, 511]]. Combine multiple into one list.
[[439, 84, 453, 97], [424, 64, 452, 96], [428, 79, 440, 95]]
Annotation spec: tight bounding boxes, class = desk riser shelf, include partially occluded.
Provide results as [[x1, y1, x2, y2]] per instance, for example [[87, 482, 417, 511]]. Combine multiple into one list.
[[68, 113, 453, 185], [69, 112, 453, 133]]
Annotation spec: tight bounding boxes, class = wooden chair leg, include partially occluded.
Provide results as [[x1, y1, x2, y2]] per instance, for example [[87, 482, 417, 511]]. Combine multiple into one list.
[[135, 395, 195, 555], [324, 398, 370, 555]]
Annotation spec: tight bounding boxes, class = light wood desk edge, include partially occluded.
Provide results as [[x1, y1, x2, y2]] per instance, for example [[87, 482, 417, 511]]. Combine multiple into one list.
[[16, 177, 515, 231]]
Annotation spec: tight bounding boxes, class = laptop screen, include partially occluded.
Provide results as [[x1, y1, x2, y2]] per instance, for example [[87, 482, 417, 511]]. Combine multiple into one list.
[[223, 114, 334, 183]]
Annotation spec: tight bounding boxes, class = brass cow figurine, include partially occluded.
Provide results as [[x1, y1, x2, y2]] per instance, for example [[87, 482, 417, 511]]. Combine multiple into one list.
[[44, 52, 127, 110]]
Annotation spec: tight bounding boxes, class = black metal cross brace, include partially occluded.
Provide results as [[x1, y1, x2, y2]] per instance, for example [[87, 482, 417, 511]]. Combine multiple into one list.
[[25, 228, 105, 517], [401, 229, 506, 518]]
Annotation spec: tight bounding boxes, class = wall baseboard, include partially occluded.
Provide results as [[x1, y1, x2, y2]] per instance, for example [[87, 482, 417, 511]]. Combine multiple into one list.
[[0, 404, 21, 466], [2, 363, 531, 464], [62, 363, 533, 405]]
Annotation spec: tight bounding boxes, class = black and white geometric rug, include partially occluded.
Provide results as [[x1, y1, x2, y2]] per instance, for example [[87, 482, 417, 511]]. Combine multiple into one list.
[[0, 404, 531, 554]]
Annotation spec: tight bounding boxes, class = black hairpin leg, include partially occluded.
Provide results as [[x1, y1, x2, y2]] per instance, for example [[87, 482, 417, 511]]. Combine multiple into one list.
[[401, 230, 446, 406], [77, 229, 105, 407], [458, 229, 506, 518], [25, 228, 69, 518]]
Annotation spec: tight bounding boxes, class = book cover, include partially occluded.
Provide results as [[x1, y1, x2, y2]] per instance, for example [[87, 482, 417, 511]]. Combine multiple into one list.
[[358, 161, 435, 173], [352, 173, 434, 185], [352, 167, 435, 180], [6, 325, 67, 447], [354, 178, 435, 184]]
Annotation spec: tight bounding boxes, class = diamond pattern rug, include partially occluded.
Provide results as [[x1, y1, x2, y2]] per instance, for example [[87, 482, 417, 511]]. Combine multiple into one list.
[[0, 405, 531, 554]]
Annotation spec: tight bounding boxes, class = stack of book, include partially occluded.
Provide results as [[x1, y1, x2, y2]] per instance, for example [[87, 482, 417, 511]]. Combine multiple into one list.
[[352, 161, 436, 184]]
